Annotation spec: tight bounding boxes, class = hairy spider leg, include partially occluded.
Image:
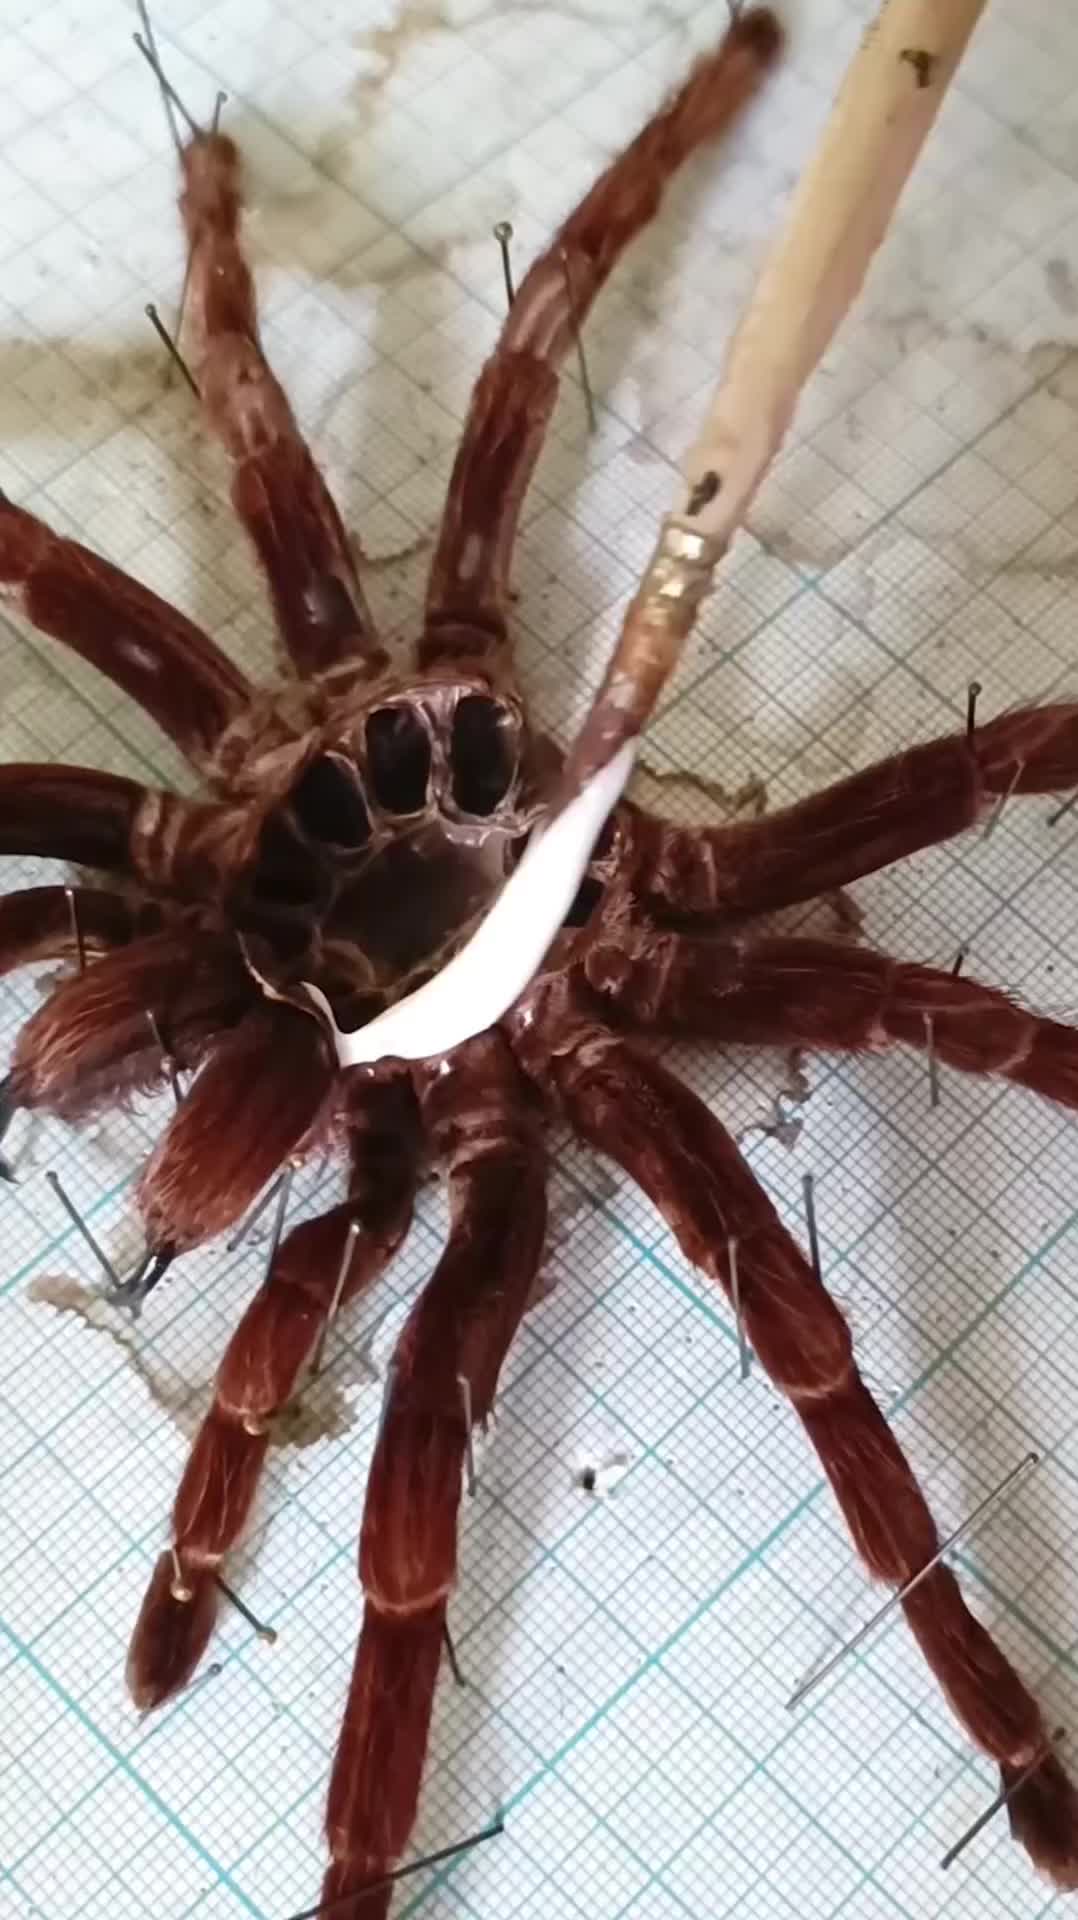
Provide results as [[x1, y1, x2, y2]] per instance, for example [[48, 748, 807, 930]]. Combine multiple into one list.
[[0, 494, 252, 768], [0, 761, 265, 901], [178, 132, 387, 681], [321, 1034, 547, 1919], [0, 885, 146, 976], [525, 1009, 1078, 1888], [135, 1000, 336, 1265], [0, 763, 156, 872], [588, 930, 1078, 1111], [127, 1079, 418, 1707], [628, 702, 1078, 915], [419, 7, 783, 676], [0, 927, 254, 1154]]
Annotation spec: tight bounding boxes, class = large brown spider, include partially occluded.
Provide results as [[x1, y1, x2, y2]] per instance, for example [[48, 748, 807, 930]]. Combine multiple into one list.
[[4, 6, 1078, 1913]]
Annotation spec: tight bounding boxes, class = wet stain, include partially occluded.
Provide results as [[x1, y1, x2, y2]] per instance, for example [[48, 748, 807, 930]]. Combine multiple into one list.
[[633, 758, 768, 820], [28, 1272, 369, 1448], [1045, 257, 1077, 315], [352, 4, 451, 107]]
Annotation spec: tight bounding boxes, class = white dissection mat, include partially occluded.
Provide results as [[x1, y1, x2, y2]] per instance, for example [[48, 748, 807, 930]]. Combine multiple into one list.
[[2, 4, 1078, 1919]]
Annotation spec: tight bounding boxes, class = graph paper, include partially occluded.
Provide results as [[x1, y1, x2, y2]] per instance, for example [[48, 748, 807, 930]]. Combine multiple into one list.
[[2, 0, 1078, 1916]]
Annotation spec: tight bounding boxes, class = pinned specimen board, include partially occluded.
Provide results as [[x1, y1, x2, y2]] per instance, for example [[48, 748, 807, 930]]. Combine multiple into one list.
[[2, 2, 1078, 1918]]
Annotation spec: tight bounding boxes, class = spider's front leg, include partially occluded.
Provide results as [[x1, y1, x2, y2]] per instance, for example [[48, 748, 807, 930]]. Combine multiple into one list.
[[179, 133, 386, 680], [321, 1031, 546, 1919], [419, 7, 782, 675], [127, 1077, 418, 1705], [629, 702, 1078, 916], [514, 999, 1078, 1887], [0, 494, 252, 770]]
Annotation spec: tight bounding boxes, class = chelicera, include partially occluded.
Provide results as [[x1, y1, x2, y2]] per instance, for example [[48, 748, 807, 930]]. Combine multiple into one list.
[[4, 9, 1078, 1913]]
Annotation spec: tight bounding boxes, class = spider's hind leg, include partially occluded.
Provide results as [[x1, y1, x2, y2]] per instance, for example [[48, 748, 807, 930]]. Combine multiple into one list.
[[127, 1079, 418, 1707], [526, 1009, 1078, 1889], [320, 1034, 546, 1919]]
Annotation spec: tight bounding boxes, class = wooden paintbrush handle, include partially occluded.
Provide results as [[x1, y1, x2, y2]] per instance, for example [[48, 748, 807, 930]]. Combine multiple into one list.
[[561, 0, 988, 801], [681, 0, 987, 540]]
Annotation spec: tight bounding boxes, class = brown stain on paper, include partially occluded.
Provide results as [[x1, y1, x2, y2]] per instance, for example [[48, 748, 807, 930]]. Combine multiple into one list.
[[29, 1273, 365, 1448]]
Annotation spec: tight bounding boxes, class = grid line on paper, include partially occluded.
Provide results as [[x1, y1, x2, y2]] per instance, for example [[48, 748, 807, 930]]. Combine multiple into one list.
[[3, 2, 1078, 1919]]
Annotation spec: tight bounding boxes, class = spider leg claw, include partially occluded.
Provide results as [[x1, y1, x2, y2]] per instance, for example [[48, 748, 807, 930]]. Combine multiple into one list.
[[108, 1243, 177, 1314]]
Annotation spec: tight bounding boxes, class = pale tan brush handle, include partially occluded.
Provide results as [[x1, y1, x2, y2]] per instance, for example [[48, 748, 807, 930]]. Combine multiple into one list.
[[561, 0, 988, 799], [682, 0, 987, 540]]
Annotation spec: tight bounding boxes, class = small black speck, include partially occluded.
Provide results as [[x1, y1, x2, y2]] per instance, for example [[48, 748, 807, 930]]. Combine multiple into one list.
[[900, 47, 935, 87], [579, 1466, 597, 1493], [686, 470, 720, 515]]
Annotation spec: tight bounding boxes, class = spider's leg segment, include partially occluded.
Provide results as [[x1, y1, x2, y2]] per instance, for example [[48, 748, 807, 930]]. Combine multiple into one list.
[[629, 702, 1078, 916], [179, 133, 387, 680], [419, 7, 782, 676], [535, 1015, 1078, 1887], [320, 1032, 547, 1919], [0, 885, 147, 976], [0, 926, 254, 1147], [0, 884, 150, 1176], [127, 1078, 418, 1707], [0, 494, 251, 769], [0, 762, 262, 900], [135, 1000, 336, 1279], [589, 930, 1078, 1110], [0, 763, 153, 872]]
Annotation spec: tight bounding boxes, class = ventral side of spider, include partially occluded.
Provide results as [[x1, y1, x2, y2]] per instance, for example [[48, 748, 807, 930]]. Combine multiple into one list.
[[8, 6, 1078, 1917]]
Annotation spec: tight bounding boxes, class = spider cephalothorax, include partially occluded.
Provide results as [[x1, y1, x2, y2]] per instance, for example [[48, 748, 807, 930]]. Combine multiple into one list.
[[6, 9, 1078, 1916]]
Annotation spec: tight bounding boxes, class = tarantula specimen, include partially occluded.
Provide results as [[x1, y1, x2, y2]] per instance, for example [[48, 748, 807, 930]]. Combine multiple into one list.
[[5, 4, 1078, 1912]]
